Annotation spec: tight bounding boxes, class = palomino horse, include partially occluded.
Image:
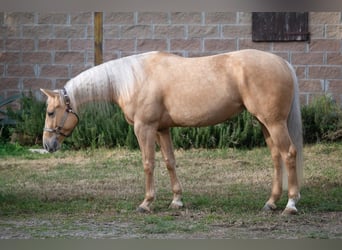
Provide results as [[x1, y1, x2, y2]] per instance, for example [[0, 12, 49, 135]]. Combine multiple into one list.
[[41, 49, 303, 215]]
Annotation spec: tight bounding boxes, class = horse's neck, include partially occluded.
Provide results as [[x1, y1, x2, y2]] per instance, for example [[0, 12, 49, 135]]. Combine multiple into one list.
[[64, 65, 116, 112], [64, 53, 149, 112]]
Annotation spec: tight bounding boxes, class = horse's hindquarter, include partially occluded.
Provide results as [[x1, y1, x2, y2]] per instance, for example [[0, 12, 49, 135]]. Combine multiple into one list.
[[233, 50, 294, 124]]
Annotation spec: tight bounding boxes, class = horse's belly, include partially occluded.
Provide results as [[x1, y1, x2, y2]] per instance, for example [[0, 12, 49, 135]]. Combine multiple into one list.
[[167, 98, 243, 127]]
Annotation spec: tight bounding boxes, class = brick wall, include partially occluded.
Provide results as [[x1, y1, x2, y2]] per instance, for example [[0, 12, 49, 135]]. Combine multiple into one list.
[[1, 12, 341, 105]]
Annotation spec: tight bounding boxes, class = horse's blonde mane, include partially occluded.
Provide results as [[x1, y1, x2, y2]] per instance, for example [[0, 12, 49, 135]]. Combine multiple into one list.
[[64, 51, 156, 111]]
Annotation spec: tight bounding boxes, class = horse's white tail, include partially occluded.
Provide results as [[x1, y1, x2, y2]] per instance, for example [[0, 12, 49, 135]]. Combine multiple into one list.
[[283, 61, 303, 190]]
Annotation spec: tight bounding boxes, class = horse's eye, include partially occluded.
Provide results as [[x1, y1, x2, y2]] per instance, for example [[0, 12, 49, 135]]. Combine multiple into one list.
[[47, 111, 55, 117]]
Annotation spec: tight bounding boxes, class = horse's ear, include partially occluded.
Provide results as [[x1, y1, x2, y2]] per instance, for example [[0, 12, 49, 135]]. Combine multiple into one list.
[[40, 88, 59, 98]]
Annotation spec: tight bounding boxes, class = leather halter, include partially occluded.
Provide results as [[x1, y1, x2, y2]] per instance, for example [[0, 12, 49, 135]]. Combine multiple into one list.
[[44, 88, 79, 137]]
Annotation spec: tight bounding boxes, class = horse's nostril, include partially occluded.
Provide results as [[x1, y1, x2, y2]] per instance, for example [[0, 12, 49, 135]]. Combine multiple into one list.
[[44, 143, 54, 153]]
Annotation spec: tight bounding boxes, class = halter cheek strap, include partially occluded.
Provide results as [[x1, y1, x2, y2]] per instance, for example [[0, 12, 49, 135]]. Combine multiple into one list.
[[44, 88, 79, 137]]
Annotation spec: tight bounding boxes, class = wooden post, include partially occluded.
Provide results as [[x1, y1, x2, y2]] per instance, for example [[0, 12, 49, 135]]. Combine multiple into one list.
[[94, 12, 103, 66]]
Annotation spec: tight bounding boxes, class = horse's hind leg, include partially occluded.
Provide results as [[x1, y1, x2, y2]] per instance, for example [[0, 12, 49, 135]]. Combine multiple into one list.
[[261, 125, 283, 211], [266, 122, 301, 215], [157, 129, 183, 209]]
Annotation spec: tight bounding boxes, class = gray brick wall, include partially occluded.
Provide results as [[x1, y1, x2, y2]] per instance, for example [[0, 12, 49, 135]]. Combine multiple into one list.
[[1, 12, 341, 105]]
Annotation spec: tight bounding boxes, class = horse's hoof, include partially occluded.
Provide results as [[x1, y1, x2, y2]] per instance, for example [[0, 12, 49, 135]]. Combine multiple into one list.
[[169, 200, 183, 210], [281, 207, 298, 216], [136, 206, 151, 213], [262, 203, 277, 212]]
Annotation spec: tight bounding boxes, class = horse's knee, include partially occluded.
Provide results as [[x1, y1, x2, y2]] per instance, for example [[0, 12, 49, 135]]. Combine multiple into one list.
[[143, 160, 154, 174]]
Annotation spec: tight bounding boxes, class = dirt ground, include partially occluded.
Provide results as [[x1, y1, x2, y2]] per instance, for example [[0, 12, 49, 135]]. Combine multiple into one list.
[[1, 210, 341, 239]]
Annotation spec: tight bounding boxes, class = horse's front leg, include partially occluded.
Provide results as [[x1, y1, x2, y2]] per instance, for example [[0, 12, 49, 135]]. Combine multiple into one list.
[[134, 122, 157, 213]]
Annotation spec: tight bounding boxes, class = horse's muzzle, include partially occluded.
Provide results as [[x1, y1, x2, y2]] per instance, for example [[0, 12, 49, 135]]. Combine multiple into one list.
[[43, 136, 60, 153]]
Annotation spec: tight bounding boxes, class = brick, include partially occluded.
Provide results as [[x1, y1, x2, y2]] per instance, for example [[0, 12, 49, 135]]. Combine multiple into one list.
[[38, 13, 68, 24], [298, 79, 324, 92], [188, 25, 219, 38], [121, 25, 152, 38], [273, 52, 290, 62], [54, 25, 87, 38], [309, 12, 340, 24], [0, 12, 4, 24], [137, 39, 167, 52], [188, 52, 217, 57], [153, 25, 185, 38], [7, 64, 35, 77], [39, 39, 69, 51], [40, 65, 69, 77], [273, 42, 307, 52], [104, 12, 134, 24], [309, 25, 325, 38], [5, 39, 35, 51], [291, 52, 324, 65], [55, 78, 69, 89], [171, 12, 202, 24], [70, 65, 93, 77], [1, 25, 21, 38], [327, 80, 342, 92], [22, 52, 52, 64], [238, 39, 271, 51], [170, 38, 201, 51], [238, 12, 251, 24], [0, 52, 21, 64], [327, 53, 342, 65], [104, 39, 135, 51], [294, 66, 306, 79], [4, 12, 35, 25], [87, 25, 94, 39], [325, 25, 342, 39], [299, 93, 309, 105], [138, 12, 169, 24], [103, 25, 120, 38], [70, 12, 92, 24], [86, 51, 94, 64], [102, 52, 120, 62], [55, 52, 85, 64], [309, 39, 341, 52], [204, 39, 236, 52], [22, 25, 54, 38], [205, 12, 236, 24], [0, 78, 20, 90], [70, 39, 94, 50], [22, 78, 53, 90], [309, 66, 342, 79], [222, 25, 251, 38]]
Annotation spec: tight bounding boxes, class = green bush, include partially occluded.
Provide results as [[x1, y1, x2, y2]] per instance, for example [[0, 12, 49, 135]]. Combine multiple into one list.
[[4, 93, 342, 149], [302, 96, 342, 143], [66, 103, 139, 150], [67, 104, 264, 150], [171, 111, 264, 149], [6, 92, 45, 145]]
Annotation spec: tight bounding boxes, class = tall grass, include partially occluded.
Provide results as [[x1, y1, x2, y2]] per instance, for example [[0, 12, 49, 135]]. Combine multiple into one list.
[[3, 94, 342, 149]]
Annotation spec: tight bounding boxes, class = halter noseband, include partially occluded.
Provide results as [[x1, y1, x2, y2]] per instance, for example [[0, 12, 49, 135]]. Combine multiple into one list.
[[44, 88, 79, 138]]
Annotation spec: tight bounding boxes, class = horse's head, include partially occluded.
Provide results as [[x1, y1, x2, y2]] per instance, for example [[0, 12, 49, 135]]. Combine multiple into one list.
[[41, 88, 79, 153]]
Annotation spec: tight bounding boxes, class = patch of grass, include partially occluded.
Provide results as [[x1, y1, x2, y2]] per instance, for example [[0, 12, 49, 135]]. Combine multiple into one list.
[[0, 143, 341, 238]]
